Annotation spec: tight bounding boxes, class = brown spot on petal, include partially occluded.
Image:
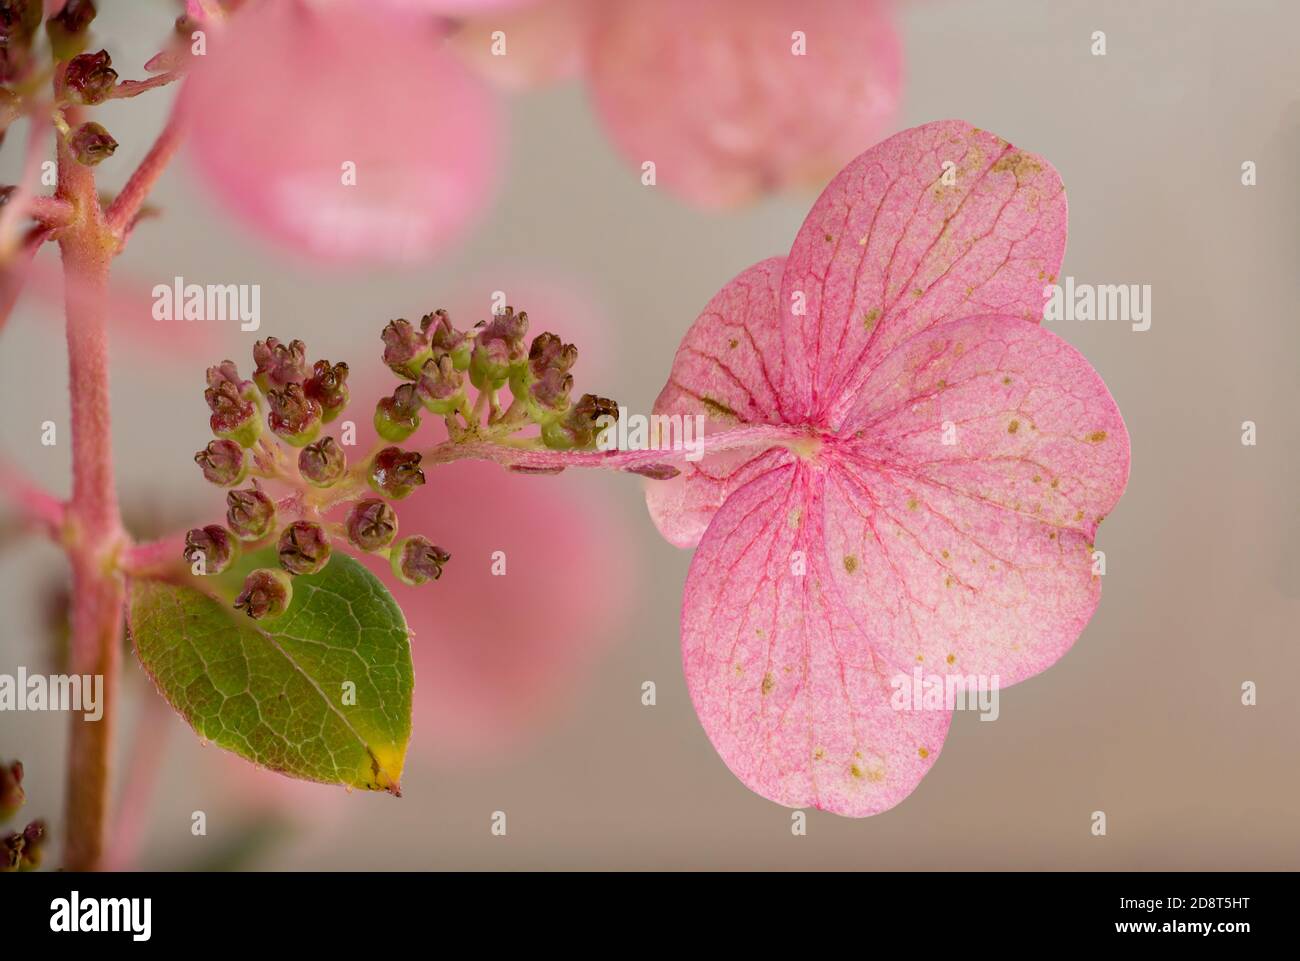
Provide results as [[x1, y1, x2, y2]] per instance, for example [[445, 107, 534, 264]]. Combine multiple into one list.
[[1008, 419, 1020, 434], [843, 554, 858, 574], [761, 672, 775, 696], [1087, 430, 1108, 443]]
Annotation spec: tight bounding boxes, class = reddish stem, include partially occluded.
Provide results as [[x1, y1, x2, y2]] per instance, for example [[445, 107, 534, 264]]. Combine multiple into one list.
[[105, 102, 186, 237], [0, 462, 66, 538], [57, 107, 128, 872]]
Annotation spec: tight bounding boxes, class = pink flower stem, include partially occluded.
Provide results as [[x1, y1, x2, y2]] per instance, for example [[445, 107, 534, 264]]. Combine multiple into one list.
[[105, 99, 187, 238], [56, 102, 129, 872], [0, 461, 66, 538], [0, 114, 50, 258], [423, 423, 807, 472]]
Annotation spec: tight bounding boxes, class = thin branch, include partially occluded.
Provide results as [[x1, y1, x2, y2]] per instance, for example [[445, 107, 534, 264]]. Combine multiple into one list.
[[23, 194, 76, 226], [105, 101, 187, 238], [108, 72, 182, 100], [0, 461, 66, 540], [0, 115, 51, 260]]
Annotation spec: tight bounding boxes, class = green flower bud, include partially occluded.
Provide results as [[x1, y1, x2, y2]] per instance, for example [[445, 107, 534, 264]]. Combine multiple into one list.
[[64, 48, 116, 104], [415, 353, 465, 415], [234, 568, 292, 620], [205, 379, 261, 448], [391, 535, 450, 586], [374, 382, 422, 442], [510, 332, 578, 411], [541, 393, 619, 450], [1, 818, 45, 871], [345, 498, 398, 552], [46, 0, 95, 60], [277, 521, 331, 576], [195, 439, 248, 486], [68, 120, 116, 166], [225, 485, 276, 541], [0, 761, 24, 823], [422, 309, 471, 371], [182, 525, 237, 575], [469, 307, 528, 390], [297, 436, 346, 487], [252, 337, 308, 393], [267, 383, 322, 447], [368, 446, 425, 500], [381, 318, 431, 380], [303, 359, 349, 423]]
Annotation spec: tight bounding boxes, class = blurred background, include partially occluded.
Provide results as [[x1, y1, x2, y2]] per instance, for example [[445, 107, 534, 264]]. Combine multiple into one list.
[[1, 0, 1297, 869]]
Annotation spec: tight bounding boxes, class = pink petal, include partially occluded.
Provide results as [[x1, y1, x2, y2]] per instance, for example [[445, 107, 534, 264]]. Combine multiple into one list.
[[180, 2, 503, 267], [780, 119, 1067, 426], [646, 257, 794, 547], [587, 0, 901, 208], [821, 313, 1129, 685], [682, 459, 950, 816]]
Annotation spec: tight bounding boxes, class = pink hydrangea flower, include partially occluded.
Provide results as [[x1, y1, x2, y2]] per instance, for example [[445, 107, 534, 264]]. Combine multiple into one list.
[[180, 1, 503, 266], [646, 121, 1129, 815], [586, 0, 901, 208]]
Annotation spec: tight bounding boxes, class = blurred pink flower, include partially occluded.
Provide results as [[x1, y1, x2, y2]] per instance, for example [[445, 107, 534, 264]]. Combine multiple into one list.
[[180, 1, 504, 266], [585, 0, 901, 207], [362, 460, 632, 762]]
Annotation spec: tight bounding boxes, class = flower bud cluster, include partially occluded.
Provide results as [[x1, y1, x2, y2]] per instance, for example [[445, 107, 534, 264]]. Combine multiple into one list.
[[190, 334, 454, 619]]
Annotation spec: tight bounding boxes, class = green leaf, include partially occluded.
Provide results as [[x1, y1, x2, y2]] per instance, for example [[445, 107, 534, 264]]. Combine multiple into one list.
[[128, 552, 412, 794]]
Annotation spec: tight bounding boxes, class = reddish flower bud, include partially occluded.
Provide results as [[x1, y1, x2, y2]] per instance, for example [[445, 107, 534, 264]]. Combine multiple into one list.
[[415, 353, 465, 415], [381, 318, 431, 380], [0, 5, 38, 83], [46, 0, 95, 60], [297, 436, 346, 487], [303, 359, 349, 423], [368, 446, 425, 499], [225, 485, 276, 541], [195, 439, 248, 486], [234, 568, 292, 620], [422, 309, 471, 371], [1, 817, 45, 871], [277, 521, 331, 576], [205, 379, 261, 448], [64, 48, 117, 104], [469, 307, 529, 390], [345, 498, 398, 552], [0, 760, 24, 823], [182, 524, 237, 575], [207, 359, 260, 404], [541, 393, 619, 450], [267, 383, 322, 446], [68, 121, 117, 166], [510, 332, 578, 419], [252, 337, 308, 393], [626, 463, 681, 480], [374, 382, 423, 442], [391, 535, 451, 586]]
